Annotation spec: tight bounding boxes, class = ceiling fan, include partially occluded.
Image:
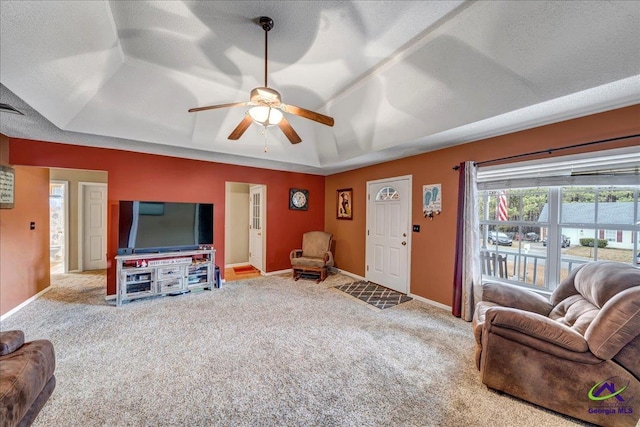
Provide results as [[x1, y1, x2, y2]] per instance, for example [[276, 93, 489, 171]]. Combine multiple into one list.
[[188, 17, 334, 144]]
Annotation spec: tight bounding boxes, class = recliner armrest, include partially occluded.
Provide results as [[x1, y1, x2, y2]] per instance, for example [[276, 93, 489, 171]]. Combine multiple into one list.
[[0, 330, 25, 356], [324, 251, 334, 267], [482, 281, 553, 316], [290, 249, 303, 260], [485, 306, 588, 352]]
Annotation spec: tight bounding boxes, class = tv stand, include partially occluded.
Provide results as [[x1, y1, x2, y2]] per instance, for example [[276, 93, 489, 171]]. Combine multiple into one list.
[[115, 249, 215, 306]]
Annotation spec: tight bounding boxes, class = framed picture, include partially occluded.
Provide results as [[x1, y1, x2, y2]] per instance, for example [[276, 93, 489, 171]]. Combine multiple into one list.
[[0, 165, 15, 209], [337, 188, 352, 220]]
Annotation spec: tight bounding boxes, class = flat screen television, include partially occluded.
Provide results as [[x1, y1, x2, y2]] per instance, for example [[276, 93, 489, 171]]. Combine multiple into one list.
[[118, 201, 213, 254]]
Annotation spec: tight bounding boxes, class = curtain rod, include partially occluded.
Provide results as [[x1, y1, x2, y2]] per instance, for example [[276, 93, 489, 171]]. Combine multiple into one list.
[[452, 133, 640, 170]]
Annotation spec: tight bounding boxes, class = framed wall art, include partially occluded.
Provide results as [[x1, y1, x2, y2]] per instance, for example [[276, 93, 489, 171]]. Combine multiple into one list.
[[337, 188, 352, 220], [0, 165, 15, 209]]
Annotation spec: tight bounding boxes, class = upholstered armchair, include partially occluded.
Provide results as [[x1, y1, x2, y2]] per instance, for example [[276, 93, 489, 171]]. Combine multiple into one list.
[[290, 231, 334, 282], [472, 261, 640, 427]]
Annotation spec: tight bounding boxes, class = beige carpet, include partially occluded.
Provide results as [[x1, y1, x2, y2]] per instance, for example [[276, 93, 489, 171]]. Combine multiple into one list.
[[1, 271, 588, 426]]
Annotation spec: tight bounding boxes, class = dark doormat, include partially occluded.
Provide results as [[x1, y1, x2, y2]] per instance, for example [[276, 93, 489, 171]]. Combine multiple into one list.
[[335, 281, 412, 309]]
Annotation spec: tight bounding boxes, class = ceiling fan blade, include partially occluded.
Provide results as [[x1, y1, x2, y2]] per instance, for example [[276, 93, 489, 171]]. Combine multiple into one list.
[[278, 116, 302, 144], [228, 115, 254, 140], [188, 101, 251, 113], [281, 104, 334, 127]]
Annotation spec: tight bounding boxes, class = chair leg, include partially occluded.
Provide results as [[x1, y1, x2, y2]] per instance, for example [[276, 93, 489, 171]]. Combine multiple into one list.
[[317, 267, 327, 283]]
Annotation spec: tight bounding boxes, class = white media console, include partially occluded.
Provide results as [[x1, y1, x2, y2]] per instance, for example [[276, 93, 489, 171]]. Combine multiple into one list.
[[115, 249, 215, 307]]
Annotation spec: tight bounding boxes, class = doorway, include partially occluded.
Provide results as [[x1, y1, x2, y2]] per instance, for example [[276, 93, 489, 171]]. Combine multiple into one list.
[[365, 175, 412, 294], [224, 182, 267, 274], [49, 181, 68, 274]]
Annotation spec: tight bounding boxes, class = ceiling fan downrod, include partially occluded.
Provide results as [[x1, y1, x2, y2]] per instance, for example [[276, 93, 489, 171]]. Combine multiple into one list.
[[259, 17, 274, 88]]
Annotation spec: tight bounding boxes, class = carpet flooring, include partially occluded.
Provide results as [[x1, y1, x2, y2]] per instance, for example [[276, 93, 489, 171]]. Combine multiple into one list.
[[336, 281, 412, 309], [1, 271, 588, 426]]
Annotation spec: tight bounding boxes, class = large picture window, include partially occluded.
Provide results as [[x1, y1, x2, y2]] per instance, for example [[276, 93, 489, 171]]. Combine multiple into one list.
[[477, 149, 639, 292]]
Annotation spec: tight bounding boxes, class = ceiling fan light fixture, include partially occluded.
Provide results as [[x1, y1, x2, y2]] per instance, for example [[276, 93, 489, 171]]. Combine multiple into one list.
[[249, 106, 283, 127], [188, 16, 333, 143]]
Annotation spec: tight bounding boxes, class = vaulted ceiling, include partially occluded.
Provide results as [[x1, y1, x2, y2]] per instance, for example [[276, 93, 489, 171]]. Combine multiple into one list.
[[1, 1, 639, 175]]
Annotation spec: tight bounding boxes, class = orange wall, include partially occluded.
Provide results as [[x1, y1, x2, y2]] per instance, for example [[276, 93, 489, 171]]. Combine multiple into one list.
[[8, 140, 325, 296], [1, 135, 51, 315], [325, 105, 640, 307]]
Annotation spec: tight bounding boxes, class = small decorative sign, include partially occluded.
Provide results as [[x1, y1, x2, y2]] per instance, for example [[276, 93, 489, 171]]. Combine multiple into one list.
[[147, 257, 192, 267], [423, 183, 442, 219], [0, 165, 15, 209]]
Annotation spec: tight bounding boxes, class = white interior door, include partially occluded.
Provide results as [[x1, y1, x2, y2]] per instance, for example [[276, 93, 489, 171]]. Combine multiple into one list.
[[81, 183, 107, 271], [249, 185, 264, 271], [366, 176, 411, 293]]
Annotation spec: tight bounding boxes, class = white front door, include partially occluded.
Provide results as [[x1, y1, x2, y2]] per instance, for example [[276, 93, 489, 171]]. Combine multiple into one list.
[[81, 183, 107, 271], [249, 185, 264, 271], [365, 176, 412, 293]]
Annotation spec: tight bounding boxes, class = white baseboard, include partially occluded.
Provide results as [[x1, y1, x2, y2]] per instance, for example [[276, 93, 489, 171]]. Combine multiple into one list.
[[332, 268, 366, 282], [409, 293, 452, 312], [0, 286, 53, 320], [264, 268, 291, 276], [105, 294, 116, 301]]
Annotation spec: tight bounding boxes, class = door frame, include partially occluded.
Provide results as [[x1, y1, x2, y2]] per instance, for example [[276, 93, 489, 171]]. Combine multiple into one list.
[[50, 180, 69, 274], [365, 174, 413, 293], [78, 182, 107, 272], [249, 184, 266, 272]]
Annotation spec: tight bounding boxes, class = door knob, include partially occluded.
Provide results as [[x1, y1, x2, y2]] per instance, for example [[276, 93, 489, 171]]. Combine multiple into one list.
[[402, 241, 407, 246]]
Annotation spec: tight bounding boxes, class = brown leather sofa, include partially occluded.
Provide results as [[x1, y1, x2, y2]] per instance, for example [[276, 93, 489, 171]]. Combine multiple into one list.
[[0, 331, 55, 427], [473, 261, 640, 427]]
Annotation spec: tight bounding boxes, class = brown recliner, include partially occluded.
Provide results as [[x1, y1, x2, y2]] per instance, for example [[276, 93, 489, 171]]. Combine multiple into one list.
[[473, 261, 640, 427], [290, 231, 334, 283], [0, 330, 56, 427]]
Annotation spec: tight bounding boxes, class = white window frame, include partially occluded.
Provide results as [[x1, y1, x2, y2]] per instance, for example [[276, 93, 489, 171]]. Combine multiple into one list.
[[477, 147, 640, 293]]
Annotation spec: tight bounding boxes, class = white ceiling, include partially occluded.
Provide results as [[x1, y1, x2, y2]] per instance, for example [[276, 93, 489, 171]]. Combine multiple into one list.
[[1, 1, 639, 175]]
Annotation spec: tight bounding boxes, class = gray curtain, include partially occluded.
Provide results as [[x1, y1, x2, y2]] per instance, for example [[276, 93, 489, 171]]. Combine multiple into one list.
[[460, 161, 482, 321]]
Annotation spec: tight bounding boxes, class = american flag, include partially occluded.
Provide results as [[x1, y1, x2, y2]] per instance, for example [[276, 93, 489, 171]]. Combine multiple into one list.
[[497, 190, 508, 221]]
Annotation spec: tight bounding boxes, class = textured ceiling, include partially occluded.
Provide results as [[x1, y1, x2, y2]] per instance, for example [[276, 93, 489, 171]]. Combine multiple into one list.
[[1, 1, 639, 175]]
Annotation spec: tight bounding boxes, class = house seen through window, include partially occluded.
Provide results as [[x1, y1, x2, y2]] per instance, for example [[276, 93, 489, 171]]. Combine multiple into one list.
[[477, 149, 639, 292]]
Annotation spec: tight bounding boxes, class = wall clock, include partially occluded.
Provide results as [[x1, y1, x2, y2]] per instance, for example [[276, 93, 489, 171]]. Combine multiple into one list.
[[289, 188, 309, 210]]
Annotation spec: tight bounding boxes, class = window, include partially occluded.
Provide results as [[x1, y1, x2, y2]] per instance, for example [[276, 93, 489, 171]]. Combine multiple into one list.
[[604, 230, 617, 243], [477, 148, 640, 292], [376, 186, 399, 201]]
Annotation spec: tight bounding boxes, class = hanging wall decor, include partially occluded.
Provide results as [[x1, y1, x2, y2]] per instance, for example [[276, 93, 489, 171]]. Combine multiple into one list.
[[336, 188, 353, 220], [423, 183, 441, 219], [0, 165, 15, 209]]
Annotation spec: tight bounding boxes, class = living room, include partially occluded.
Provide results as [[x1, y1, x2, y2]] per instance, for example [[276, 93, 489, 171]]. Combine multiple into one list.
[[1, 2, 639, 426], [2, 105, 639, 313], [2, 104, 639, 425]]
